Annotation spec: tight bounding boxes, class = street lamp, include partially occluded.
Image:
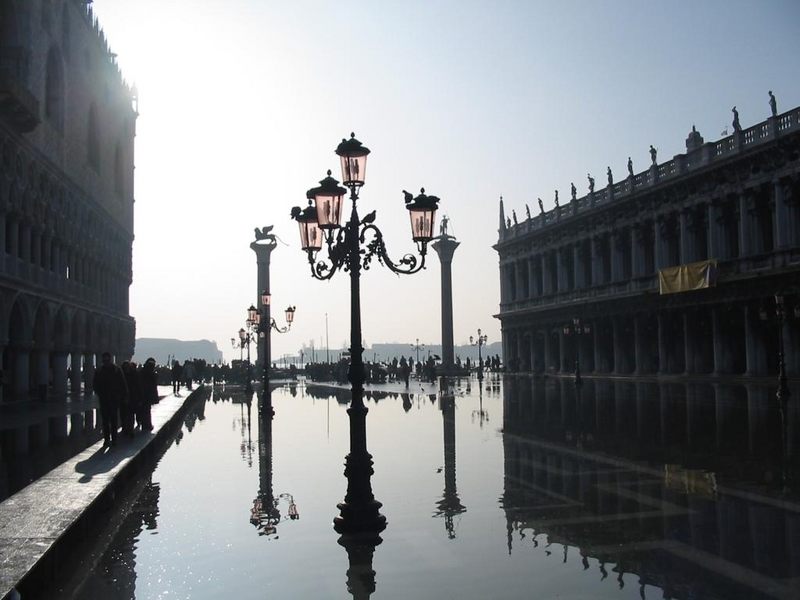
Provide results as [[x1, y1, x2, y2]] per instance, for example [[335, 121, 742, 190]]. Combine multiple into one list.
[[771, 295, 793, 403], [469, 329, 488, 381], [291, 133, 440, 535], [563, 318, 591, 386], [257, 289, 296, 399], [411, 338, 425, 366]]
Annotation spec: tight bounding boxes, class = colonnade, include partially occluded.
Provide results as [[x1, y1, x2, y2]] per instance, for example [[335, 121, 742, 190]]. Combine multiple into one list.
[[502, 300, 800, 378], [500, 179, 798, 307]]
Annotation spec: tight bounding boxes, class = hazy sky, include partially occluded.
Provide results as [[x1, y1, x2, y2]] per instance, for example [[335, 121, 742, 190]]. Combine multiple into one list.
[[91, 0, 800, 363]]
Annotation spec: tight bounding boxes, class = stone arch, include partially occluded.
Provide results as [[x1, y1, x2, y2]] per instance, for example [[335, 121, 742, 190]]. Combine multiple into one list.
[[45, 46, 65, 131], [71, 309, 86, 351], [32, 300, 53, 349], [53, 304, 71, 351], [7, 293, 33, 347]]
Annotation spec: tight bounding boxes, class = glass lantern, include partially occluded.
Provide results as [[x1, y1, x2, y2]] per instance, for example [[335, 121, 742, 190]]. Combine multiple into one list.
[[290, 201, 322, 252], [261, 290, 271, 306], [335, 133, 370, 188], [405, 188, 439, 242], [311, 171, 347, 229], [238, 328, 246, 342], [285, 305, 296, 324]]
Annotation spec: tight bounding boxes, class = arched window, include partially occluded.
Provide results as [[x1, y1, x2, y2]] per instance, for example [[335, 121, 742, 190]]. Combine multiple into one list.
[[87, 104, 100, 171], [45, 46, 64, 131]]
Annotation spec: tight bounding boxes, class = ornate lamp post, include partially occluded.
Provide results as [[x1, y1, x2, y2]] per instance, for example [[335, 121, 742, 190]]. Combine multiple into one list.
[[258, 290, 296, 404], [411, 338, 425, 366], [563, 318, 591, 386], [242, 306, 261, 394], [291, 133, 441, 534], [469, 329, 488, 381]]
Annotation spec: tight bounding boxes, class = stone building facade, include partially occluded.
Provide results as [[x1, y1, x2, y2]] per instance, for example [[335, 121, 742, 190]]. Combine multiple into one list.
[[495, 104, 800, 379], [0, 0, 136, 399]]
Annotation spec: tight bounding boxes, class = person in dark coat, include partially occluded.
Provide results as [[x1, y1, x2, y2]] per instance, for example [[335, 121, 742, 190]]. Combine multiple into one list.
[[139, 358, 158, 431], [120, 361, 140, 437], [93, 352, 128, 448]]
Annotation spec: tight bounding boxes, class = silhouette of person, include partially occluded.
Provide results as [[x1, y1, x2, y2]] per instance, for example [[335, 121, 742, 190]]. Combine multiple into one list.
[[93, 352, 128, 448], [140, 358, 158, 431], [732, 106, 741, 132], [769, 91, 777, 117], [649, 145, 657, 165]]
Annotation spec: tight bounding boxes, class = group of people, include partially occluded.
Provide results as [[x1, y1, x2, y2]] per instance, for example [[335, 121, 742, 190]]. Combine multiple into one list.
[[93, 352, 159, 448]]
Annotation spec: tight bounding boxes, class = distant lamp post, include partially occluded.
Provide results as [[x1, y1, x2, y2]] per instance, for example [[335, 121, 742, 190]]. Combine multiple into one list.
[[773, 295, 792, 404], [411, 338, 425, 366], [239, 307, 261, 395], [291, 133, 441, 535], [563, 318, 591, 386], [257, 289, 296, 398], [469, 329, 488, 381]]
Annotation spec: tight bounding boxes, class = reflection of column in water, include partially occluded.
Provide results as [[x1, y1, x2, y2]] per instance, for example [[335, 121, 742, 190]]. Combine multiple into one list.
[[435, 390, 465, 539]]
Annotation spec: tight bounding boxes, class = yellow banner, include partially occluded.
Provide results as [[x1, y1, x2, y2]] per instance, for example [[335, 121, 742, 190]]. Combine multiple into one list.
[[658, 259, 718, 295]]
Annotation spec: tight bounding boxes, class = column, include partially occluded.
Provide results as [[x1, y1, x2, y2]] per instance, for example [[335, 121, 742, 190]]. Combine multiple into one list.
[[654, 219, 665, 270], [542, 254, 552, 295], [774, 179, 789, 248], [516, 260, 527, 299], [0, 212, 6, 265], [558, 329, 566, 373], [527, 256, 536, 298], [611, 232, 624, 281], [631, 227, 643, 278], [590, 237, 602, 285], [612, 318, 623, 374], [499, 264, 509, 303], [543, 329, 552, 372], [52, 351, 69, 396], [592, 324, 602, 373], [13, 344, 31, 397], [70, 352, 83, 393], [7, 216, 18, 258], [707, 202, 720, 259], [679, 210, 691, 264], [657, 314, 669, 374], [83, 352, 95, 393], [633, 316, 644, 375], [573, 244, 583, 289], [31, 227, 41, 268], [738, 193, 751, 257], [744, 307, 766, 376], [683, 312, 695, 375], [432, 235, 461, 373]]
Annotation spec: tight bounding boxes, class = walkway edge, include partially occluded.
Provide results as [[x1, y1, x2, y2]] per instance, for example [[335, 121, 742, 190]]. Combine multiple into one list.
[[0, 386, 207, 600]]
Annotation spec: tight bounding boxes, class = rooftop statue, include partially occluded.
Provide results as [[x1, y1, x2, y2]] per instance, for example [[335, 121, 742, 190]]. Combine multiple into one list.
[[769, 90, 777, 118], [538, 197, 545, 215], [587, 173, 595, 193], [607, 166, 613, 186], [732, 106, 741, 132], [650, 145, 657, 165], [554, 190, 559, 208], [627, 157, 634, 177], [571, 182, 576, 201], [512, 210, 518, 226], [525, 204, 531, 220]]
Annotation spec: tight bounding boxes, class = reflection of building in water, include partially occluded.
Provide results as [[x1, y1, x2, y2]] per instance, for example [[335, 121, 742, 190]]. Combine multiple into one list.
[[0, 2, 137, 401], [434, 386, 465, 538], [502, 376, 800, 599], [496, 106, 800, 378]]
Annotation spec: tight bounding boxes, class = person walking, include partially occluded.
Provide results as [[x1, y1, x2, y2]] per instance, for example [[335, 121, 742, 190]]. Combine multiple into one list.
[[93, 352, 128, 448], [139, 358, 158, 431], [120, 361, 140, 437], [171, 360, 182, 394]]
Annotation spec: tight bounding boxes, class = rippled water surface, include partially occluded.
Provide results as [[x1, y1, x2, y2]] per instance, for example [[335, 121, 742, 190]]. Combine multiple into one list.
[[63, 377, 800, 599]]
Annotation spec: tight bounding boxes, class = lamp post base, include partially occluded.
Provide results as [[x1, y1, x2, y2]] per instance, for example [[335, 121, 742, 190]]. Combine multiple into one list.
[[334, 449, 387, 535]]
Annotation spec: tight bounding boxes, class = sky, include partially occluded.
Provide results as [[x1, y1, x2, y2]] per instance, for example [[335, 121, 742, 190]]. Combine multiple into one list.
[[90, 0, 800, 363]]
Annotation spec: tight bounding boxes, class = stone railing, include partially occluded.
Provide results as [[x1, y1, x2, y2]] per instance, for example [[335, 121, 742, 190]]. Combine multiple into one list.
[[499, 106, 800, 243]]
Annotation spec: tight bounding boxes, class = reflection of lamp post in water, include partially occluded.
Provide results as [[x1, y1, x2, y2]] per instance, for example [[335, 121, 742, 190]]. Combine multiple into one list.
[[435, 379, 466, 539], [250, 390, 300, 538], [471, 381, 489, 428], [563, 318, 591, 386]]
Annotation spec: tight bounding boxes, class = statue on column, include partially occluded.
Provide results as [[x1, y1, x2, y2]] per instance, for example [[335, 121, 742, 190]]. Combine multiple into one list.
[[587, 174, 595, 193], [538, 197, 545, 215], [571, 182, 576, 202], [607, 167, 613, 186], [732, 106, 741, 132], [627, 157, 634, 178], [439, 214, 449, 237], [649, 145, 657, 165], [769, 90, 777, 117]]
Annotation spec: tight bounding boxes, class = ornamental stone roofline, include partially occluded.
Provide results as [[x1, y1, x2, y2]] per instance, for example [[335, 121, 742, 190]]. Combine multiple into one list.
[[497, 105, 800, 246]]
